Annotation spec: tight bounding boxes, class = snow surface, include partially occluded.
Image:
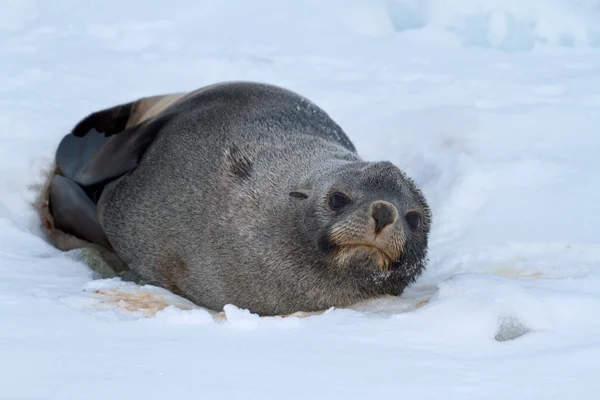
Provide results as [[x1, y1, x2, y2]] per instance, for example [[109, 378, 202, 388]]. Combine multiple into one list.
[[1, 0, 600, 398]]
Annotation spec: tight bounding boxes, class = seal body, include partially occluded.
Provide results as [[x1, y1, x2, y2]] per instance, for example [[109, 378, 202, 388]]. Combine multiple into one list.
[[37, 81, 432, 316]]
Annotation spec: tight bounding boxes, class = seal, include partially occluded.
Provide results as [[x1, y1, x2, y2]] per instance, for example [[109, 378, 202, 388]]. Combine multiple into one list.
[[35, 81, 432, 316]]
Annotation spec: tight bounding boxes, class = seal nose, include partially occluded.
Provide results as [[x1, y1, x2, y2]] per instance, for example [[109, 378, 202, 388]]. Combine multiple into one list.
[[371, 201, 397, 235]]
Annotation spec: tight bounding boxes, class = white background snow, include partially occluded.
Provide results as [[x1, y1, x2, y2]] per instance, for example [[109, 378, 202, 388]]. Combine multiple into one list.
[[1, 0, 600, 398]]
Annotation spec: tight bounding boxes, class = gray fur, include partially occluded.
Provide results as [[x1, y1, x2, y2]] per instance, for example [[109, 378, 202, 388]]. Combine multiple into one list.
[[39, 81, 432, 316]]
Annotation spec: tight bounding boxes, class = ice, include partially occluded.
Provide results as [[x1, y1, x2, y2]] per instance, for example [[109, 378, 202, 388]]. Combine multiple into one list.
[[386, 0, 600, 50]]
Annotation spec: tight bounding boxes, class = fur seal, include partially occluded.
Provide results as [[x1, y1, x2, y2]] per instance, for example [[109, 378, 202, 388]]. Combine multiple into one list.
[[35, 81, 432, 316]]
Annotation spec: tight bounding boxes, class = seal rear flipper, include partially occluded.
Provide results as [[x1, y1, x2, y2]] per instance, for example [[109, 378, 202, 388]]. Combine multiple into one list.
[[70, 101, 135, 137], [70, 93, 185, 137], [72, 115, 171, 187], [48, 175, 111, 249], [55, 128, 112, 181]]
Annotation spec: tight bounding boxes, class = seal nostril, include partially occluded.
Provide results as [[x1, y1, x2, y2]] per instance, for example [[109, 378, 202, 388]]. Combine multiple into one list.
[[371, 202, 396, 234]]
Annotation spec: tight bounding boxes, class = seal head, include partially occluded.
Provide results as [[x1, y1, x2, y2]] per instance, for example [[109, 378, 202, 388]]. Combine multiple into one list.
[[290, 160, 431, 290]]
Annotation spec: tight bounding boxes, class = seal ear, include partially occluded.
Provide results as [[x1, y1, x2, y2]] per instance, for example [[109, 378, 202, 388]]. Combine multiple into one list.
[[56, 115, 171, 187], [289, 188, 312, 199]]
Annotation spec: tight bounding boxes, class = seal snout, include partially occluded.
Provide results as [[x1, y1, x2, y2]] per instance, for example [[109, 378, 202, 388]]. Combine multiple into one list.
[[371, 201, 397, 235], [324, 198, 408, 273]]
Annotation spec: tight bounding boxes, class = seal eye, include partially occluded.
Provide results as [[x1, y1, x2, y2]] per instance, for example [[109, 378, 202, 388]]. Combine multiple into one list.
[[328, 192, 351, 211], [405, 212, 422, 231]]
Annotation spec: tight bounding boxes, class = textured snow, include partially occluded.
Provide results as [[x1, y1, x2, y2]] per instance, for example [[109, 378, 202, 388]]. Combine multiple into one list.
[[1, 1, 600, 399]]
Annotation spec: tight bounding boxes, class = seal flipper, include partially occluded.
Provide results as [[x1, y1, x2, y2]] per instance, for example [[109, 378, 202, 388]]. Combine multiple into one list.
[[56, 98, 137, 180], [48, 175, 111, 249], [55, 128, 111, 182], [71, 115, 170, 187], [70, 101, 135, 137]]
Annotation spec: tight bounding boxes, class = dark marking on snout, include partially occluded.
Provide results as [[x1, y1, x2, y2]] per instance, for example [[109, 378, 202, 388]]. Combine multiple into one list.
[[371, 201, 397, 235], [227, 145, 253, 180]]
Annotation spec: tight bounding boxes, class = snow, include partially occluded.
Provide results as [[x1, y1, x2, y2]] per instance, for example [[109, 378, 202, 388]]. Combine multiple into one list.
[[1, 0, 600, 398]]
